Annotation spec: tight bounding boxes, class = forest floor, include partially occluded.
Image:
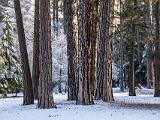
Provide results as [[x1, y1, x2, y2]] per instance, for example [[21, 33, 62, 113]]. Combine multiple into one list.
[[0, 88, 160, 120]]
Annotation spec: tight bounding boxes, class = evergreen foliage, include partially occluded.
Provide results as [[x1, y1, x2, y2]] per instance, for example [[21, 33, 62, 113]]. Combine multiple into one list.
[[0, 16, 22, 96]]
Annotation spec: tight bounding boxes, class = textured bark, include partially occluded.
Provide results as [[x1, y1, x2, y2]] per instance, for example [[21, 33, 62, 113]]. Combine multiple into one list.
[[154, 1, 160, 97], [77, 0, 94, 105], [146, 0, 154, 89], [128, 40, 136, 96], [102, 0, 114, 102], [95, 36, 104, 100], [91, 0, 99, 96], [66, 0, 78, 100], [14, 0, 34, 105], [95, 0, 114, 101], [95, 0, 105, 100], [38, 0, 54, 109], [32, 0, 40, 100]]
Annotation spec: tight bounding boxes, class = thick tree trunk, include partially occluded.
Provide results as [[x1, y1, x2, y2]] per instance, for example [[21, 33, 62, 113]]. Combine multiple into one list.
[[14, 0, 34, 105], [154, 1, 160, 97], [95, 0, 105, 100], [66, 0, 78, 100], [38, 0, 54, 109], [146, 0, 154, 89], [32, 0, 40, 100], [102, 0, 114, 102], [76, 0, 94, 105], [95, 0, 114, 101]]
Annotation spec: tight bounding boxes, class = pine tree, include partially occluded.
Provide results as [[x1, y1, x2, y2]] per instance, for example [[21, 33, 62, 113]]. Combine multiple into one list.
[[154, 1, 160, 97], [100, 0, 114, 102], [0, 17, 22, 96], [14, 0, 34, 105], [65, 0, 78, 100], [91, 0, 99, 96], [38, 0, 55, 109], [146, 0, 154, 89], [77, 0, 94, 105], [32, 0, 40, 100]]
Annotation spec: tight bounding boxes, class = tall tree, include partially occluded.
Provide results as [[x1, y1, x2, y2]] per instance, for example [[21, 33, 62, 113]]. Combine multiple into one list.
[[77, 0, 94, 105], [146, 0, 154, 89], [95, 0, 105, 100], [66, 0, 78, 100], [14, 0, 34, 105], [32, 0, 40, 100], [95, 0, 114, 101], [101, 0, 114, 102], [119, 0, 125, 92], [128, 39, 136, 96], [91, 0, 99, 96], [38, 0, 54, 109], [154, 1, 160, 97], [128, 0, 137, 96]]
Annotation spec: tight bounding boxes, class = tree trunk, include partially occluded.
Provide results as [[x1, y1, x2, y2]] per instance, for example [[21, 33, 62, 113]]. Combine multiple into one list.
[[154, 1, 160, 97], [66, 0, 78, 100], [91, 0, 99, 96], [14, 0, 34, 105], [128, 0, 137, 97], [95, 0, 105, 100], [102, 0, 114, 102], [32, 0, 40, 100], [119, 0, 125, 92], [128, 40, 136, 96], [76, 0, 94, 105], [146, 0, 154, 89], [38, 0, 54, 109], [136, 26, 143, 85]]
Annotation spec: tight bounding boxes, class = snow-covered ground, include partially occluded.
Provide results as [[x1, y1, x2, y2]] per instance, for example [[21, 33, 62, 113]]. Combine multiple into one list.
[[1, 89, 160, 120]]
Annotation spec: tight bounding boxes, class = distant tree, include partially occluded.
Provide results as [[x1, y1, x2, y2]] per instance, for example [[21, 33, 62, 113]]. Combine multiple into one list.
[[38, 0, 55, 109], [14, 0, 34, 105]]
